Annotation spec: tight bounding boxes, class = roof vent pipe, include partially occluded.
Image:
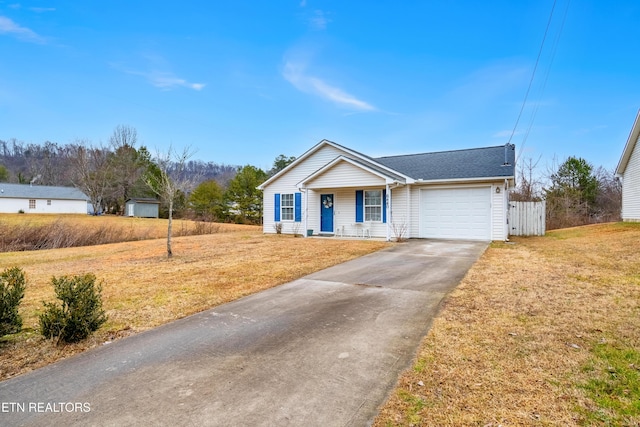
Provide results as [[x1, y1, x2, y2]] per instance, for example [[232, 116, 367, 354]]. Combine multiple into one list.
[[503, 144, 511, 166], [29, 174, 41, 187]]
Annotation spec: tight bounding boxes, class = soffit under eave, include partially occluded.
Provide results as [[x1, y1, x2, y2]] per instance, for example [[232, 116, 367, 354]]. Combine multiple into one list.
[[409, 176, 515, 186], [299, 158, 402, 189]]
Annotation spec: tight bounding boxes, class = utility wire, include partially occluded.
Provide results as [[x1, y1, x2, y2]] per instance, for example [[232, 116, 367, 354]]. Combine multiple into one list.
[[506, 0, 558, 153], [517, 0, 571, 164]]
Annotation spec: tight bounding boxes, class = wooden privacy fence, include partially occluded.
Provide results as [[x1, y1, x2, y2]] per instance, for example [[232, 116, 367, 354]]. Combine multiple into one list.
[[509, 201, 546, 236]]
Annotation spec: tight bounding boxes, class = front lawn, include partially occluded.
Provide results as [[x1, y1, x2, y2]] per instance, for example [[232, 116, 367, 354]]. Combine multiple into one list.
[[375, 222, 640, 426], [0, 224, 388, 380]]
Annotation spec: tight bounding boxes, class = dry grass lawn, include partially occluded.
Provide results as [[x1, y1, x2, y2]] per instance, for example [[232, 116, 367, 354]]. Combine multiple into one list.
[[0, 213, 213, 235], [0, 216, 389, 380], [0, 214, 234, 251], [375, 222, 640, 426]]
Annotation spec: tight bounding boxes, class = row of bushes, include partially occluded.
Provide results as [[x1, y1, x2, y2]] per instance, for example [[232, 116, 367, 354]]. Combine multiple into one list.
[[1, 267, 107, 344]]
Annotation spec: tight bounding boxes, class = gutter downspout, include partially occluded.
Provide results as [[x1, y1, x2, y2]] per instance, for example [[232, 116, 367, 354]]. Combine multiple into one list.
[[504, 178, 509, 242]]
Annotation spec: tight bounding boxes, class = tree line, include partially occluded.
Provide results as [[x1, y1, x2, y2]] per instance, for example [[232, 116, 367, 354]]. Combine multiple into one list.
[[0, 129, 624, 233], [0, 126, 295, 226], [511, 156, 621, 230]]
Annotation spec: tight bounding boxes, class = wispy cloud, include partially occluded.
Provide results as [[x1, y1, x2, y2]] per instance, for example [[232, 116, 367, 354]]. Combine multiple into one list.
[[447, 63, 529, 106], [283, 61, 375, 111], [6, 4, 55, 12], [30, 7, 56, 13], [574, 124, 607, 135], [111, 61, 205, 91], [0, 15, 46, 43], [298, 1, 330, 30], [493, 129, 521, 138], [144, 72, 206, 91], [309, 10, 330, 30]]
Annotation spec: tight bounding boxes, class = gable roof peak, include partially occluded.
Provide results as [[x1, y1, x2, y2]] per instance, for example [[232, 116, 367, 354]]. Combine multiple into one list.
[[616, 109, 640, 176]]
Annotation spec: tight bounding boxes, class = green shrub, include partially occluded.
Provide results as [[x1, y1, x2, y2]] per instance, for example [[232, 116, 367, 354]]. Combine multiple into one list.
[[0, 267, 26, 336], [39, 273, 108, 343]]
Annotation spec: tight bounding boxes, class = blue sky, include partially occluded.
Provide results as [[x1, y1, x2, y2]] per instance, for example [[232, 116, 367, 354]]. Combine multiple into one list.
[[1, 1, 638, 174]]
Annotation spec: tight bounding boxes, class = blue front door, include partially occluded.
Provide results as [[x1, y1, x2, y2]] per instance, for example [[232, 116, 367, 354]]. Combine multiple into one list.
[[320, 194, 334, 233]]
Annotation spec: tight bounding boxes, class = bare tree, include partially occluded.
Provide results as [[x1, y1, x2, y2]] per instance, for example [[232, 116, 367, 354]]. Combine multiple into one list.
[[108, 125, 145, 213], [145, 146, 197, 258], [511, 156, 544, 201], [594, 166, 622, 222], [543, 157, 622, 230], [69, 140, 113, 215]]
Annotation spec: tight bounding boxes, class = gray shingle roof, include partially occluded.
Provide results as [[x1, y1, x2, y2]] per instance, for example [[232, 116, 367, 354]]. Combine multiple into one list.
[[126, 198, 160, 204], [375, 144, 515, 181], [0, 183, 89, 200]]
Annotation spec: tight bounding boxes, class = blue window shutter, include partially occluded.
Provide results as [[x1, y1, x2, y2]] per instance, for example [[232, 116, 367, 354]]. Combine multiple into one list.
[[294, 192, 302, 222], [382, 189, 387, 223], [274, 193, 280, 222], [355, 190, 363, 223]]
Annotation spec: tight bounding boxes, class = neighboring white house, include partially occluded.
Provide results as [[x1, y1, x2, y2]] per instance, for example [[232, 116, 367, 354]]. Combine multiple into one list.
[[616, 109, 640, 222], [0, 183, 89, 214], [258, 140, 516, 241]]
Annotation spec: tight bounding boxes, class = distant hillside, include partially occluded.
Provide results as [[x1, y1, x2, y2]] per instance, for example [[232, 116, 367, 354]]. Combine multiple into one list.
[[0, 138, 238, 187]]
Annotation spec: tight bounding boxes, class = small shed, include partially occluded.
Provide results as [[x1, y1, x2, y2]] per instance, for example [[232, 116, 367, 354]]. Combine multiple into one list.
[[125, 198, 160, 218]]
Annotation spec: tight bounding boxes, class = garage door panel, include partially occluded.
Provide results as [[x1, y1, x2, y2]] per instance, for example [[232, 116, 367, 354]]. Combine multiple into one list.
[[420, 187, 490, 240]]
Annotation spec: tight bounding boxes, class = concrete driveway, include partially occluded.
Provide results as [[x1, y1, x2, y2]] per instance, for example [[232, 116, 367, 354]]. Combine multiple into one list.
[[0, 239, 487, 426]]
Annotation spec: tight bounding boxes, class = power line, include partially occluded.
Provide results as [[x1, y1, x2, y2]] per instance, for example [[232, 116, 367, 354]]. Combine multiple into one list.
[[517, 0, 571, 163], [507, 0, 568, 163]]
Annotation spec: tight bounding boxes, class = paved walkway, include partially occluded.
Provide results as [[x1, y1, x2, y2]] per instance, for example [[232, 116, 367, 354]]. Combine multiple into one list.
[[0, 239, 487, 426]]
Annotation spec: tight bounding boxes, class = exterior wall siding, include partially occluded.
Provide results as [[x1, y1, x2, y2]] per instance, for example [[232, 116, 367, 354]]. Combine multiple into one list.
[[126, 202, 159, 218], [307, 161, 386, 188], [280, 181, 509, 240], [262, 145, 347, 234], [491, 183, 507, 240], [304, 187, 391, 238], [0, 197, 87, 214], [407, 182, 507, 240], [408, 186, 421, 238], [262, 141, 512, 240], [622, 136, 640, 221], [389, 186, 409, 240]]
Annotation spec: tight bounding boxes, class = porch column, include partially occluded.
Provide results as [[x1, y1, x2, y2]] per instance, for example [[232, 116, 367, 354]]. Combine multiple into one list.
[[302, 187, 308, 237], [386, 183, 391, 242]]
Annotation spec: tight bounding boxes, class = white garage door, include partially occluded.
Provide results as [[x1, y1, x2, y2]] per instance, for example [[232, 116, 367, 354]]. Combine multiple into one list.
[[420, 187, 491, 240]]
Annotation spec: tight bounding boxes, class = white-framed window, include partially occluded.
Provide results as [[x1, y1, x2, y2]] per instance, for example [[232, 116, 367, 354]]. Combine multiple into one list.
[[281, 193, 294, 221], [47, 200, 52, 206], [364, 190, 382, 222], [29, 199, 36, 209]]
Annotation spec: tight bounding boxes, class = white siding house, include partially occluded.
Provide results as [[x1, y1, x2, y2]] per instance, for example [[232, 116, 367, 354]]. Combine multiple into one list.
[[616, 110, 640, 221], [0, 183, 89, 214], [259, 140, 515, 241]]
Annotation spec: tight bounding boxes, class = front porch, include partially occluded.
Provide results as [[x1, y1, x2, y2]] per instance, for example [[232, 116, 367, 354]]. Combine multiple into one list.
[[299, 186, 408, 242]]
